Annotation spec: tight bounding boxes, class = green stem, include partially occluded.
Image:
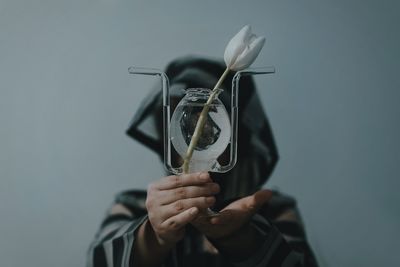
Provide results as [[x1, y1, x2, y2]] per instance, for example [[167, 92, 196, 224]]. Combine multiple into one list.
[[182, 67, 230, 173]]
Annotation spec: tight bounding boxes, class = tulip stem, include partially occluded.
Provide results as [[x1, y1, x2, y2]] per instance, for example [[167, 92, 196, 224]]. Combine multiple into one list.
[[182, 67, 230, 174]]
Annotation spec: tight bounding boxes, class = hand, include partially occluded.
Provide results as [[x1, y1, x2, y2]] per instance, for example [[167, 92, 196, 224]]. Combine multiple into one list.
[[145, 172, 220, 246], [192, 189, 272, 240]]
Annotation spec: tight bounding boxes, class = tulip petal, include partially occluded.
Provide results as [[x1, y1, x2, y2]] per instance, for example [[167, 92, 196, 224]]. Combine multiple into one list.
[[224, 25, 252, 68], [230, 35, 265, 71]]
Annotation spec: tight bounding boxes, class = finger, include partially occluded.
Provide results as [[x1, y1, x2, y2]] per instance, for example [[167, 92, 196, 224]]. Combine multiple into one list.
[[160, 196, 216, 220], [250, 189, 273, 211], [209, 210, 240, 225], [211, 190, 273, 225], [155, 172, 211, 190], [161, 207, 199, 231], [223, 189, 273, 211], [159, 183, 220, 205]]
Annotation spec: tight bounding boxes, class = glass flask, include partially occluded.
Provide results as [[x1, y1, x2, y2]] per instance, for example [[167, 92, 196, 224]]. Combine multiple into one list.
[[128, 66, 275, 175], [170, 88, 231, 173]]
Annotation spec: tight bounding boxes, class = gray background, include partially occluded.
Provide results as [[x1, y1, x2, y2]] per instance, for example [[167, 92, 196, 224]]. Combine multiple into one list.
[[1, 0, 399, 266]]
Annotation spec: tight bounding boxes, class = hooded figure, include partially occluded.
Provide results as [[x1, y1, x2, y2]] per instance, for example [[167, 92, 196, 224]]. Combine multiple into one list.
[[87, 56, 318, 267]]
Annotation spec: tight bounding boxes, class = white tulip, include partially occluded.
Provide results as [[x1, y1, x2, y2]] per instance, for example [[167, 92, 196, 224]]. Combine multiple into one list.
[[224, 25, 266, 71], [183, 25, 266, 174]]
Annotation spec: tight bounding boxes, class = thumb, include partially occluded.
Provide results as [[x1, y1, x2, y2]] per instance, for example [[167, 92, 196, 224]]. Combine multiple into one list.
[[209, 209, 241, 225], [211, 189, 273, 225], [248, 189, 273, 212]]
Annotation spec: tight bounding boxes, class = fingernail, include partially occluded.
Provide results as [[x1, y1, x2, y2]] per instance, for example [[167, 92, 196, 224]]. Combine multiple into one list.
[[206, 197, 215, 204], [211, 217, 219, 225], [190, 207, 198, 215], [211, 183, 220, 193], [199, 172, 209, 181]]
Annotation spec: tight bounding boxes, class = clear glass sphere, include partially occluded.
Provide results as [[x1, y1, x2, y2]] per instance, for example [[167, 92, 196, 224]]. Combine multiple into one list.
[[170, 88, 231, 172]]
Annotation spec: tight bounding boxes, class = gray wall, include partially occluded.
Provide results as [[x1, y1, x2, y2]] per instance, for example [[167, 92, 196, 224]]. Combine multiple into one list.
[[1, 0, 399, 266]]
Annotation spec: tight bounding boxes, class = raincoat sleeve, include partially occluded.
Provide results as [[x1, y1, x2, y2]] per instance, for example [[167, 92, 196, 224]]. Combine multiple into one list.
[[86, 190, 148, 267], [230, 191, 318, 267]]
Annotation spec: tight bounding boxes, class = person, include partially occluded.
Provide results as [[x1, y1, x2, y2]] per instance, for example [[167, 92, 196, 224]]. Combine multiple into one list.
[[87, 56, 319, 267]]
